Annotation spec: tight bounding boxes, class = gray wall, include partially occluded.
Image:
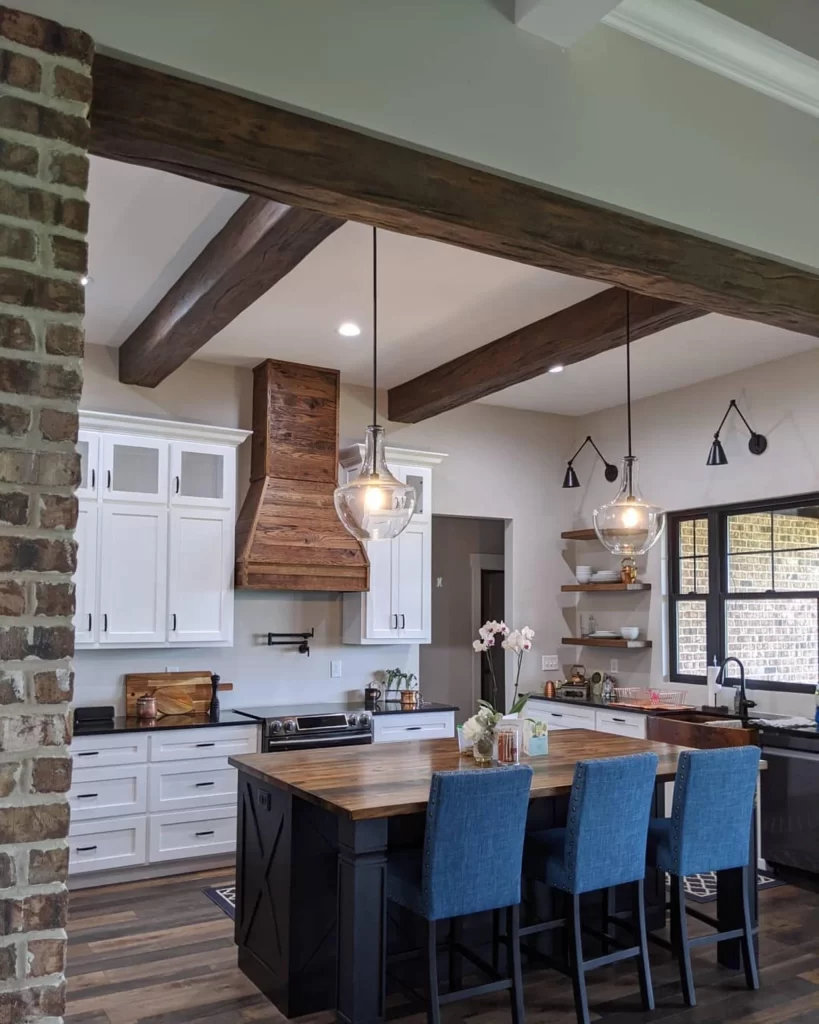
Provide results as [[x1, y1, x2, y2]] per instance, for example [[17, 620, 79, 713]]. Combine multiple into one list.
[[420, 515, 505, 723]]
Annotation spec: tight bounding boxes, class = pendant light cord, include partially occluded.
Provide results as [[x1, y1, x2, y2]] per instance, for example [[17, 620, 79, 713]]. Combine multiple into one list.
[[372, 227, 378, 427], [625, 291, 633, 459]]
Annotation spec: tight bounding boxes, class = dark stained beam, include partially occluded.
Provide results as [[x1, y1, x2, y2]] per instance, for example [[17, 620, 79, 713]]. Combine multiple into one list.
[[90, 56, 819, 338], [118, 196, 343, 387], [388, 288, 705, 423]]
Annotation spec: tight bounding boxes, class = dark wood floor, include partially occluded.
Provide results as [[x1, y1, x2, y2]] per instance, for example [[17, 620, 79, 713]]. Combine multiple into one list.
[[66, 870, 819, 1024]]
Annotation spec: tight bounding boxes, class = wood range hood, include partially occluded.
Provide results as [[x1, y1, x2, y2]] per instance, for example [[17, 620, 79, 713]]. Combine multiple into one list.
[[235, 360, 369, 591]]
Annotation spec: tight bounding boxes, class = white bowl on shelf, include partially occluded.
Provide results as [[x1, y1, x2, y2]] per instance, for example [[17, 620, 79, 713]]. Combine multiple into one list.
[[619, 626, 640, 641]]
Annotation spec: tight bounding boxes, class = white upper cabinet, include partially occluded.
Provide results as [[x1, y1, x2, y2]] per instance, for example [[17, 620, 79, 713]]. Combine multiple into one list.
[[75, 412, 250, 650], [168, 507, 233, 644], [170, 441, 234, 509], [340, 447, 445, 646], [103, 433, 168, 504], [99, 503, 168, 645]]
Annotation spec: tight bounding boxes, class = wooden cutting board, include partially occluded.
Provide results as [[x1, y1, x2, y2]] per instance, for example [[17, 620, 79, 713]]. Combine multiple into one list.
[[124, 671, 233, 717]]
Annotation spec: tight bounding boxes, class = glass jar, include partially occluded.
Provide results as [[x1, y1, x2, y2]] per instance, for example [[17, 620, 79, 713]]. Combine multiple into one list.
[[472, 734, 494, 764], [496, 723, 521, 764]]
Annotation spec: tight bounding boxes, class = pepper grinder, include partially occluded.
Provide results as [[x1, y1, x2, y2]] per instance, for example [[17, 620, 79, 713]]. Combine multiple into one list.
[[209, 674, 220, 722]]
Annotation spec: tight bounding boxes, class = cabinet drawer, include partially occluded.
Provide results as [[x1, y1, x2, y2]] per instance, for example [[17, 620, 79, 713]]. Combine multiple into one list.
[[148, 807, 236, 862], [69, 815, 147, 875], [69, 765, 148, 821], [72, 733, 149, 768], [528, 704, 595, 731], [149, 758, 237, 813], [148, 726, 257, 762], [373, 712, 454, 744], [595, 710, 647, 739]]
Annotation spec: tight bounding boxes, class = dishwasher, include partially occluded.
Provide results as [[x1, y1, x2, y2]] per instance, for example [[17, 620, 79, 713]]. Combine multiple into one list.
[[761, 726, 819, 875]]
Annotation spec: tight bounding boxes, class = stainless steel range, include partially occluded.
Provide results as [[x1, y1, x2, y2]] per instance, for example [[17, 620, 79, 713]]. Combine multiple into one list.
[[233, 703, 373, 752]]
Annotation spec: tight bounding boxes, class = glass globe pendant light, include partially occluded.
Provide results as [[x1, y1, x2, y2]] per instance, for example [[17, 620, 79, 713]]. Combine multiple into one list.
[[592, 293, 665, 556], [334, 228, 416, 541]]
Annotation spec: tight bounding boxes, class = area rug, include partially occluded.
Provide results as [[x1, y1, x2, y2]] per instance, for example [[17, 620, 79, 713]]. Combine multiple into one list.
[[677, 872, 784, 904], [203, 883, 236, 920]]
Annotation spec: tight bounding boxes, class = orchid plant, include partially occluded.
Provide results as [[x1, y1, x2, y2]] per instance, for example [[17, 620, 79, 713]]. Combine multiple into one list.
[[471, 620, 535, 717]]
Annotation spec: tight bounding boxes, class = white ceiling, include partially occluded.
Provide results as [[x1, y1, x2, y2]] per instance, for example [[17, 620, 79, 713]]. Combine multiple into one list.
[[86, 156, 819, 417]]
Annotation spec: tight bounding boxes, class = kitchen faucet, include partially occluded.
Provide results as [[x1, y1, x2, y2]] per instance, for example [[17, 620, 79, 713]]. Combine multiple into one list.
[[715, 657, 757, 726]]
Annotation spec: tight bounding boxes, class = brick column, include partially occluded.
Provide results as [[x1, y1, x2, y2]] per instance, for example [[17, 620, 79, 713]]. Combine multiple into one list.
[[0, 7, 92, 1021]]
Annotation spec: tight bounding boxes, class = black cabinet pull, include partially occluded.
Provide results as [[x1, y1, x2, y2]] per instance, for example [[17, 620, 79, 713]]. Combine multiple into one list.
[[76, 793, 98, 799], [195, 781, 215, 788], [174, 475, 180, 494], [102, 613, 108, 632], [90, 469, 95, 489], [552, 712, 563, 718], [76, 845, 97, 852], [612, 717, 627, 724], [391, 614, 398, 629], [106, 469, 111, 489], [406, 726, 422, 731], [195, 742, 215, 748], [87, 612, 92, 632], [400, 613, 406, 629], [172, 613, 177, 631], [77, 751, 98, 757], [195, 830, 215, 837]]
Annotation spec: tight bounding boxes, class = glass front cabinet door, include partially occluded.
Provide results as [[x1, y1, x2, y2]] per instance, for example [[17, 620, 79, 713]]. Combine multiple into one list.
[[102, 433, 168, 504], [169, 441, 233, 508]]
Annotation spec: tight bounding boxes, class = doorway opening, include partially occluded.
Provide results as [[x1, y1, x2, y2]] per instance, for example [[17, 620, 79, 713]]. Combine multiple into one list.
[[419, 515, 507, 722]]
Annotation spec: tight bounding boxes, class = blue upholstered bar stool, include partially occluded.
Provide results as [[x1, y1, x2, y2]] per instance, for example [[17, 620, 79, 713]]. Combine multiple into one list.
[[387, 764, 533, 1024], [646, 745, 761, 1007], [520, 753, 659, 1024]]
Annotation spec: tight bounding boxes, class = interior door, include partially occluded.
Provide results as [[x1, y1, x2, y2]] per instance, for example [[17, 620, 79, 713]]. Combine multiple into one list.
[[102, 433, 168, 504], [168, 507, 232, 644], [73, 500, 99, 645], [99, 503, 168, 645], [395, 522, 430, 641], [364, 536, 397, 640]]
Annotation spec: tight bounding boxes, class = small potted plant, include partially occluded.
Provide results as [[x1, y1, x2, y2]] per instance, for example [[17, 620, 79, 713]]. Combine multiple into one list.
[[398, 671, 419, 708]]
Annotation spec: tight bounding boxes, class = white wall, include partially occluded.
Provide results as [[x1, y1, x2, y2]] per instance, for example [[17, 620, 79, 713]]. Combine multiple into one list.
[[76, 345, 574, 713], [571, 346, 819, 716], [12, 0, 819, 272]]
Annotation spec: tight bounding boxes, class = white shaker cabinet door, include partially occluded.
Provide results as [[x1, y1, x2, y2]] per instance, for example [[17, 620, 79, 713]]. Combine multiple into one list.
[[98, 503, 168, 645], [168, 507, 233, 644], [363, 535, 398, 640], [73, 500, 99, 646], [395, 522, 430, 642]]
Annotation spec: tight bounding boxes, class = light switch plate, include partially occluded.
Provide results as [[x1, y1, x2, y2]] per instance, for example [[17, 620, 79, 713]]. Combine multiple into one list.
[[610, 659, 619, 673], [330, 660, 342, 678], [541, 654, 559, 672]]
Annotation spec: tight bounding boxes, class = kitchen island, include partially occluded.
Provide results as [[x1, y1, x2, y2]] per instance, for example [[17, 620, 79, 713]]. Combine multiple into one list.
[[230, 733, 758, 1024]]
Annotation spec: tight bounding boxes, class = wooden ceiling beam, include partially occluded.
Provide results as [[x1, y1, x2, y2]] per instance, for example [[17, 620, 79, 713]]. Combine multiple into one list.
[[118, 196, 343, 387], [388, 288, 705, 423], [90, 56, 819, 338]]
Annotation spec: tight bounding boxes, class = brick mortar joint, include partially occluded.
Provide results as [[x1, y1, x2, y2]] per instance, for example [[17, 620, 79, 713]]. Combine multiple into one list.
[[0, 123, 88, 160], [0, 213, 88, 245], [0, 302, 84, 328], [0, 77, 90, 118], [0, 167, 89, 202], [0, 32, 92, 73]]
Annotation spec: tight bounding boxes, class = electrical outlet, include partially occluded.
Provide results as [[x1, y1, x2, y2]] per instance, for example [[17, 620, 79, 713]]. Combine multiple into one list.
[[330, 660, 342, 678], [541, 654, 559, 672], [165, 665, 179, 673], [610, 659, 619, 673]]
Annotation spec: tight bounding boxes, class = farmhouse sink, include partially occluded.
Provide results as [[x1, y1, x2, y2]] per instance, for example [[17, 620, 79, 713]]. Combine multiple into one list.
[[647, 709, 759, 749]]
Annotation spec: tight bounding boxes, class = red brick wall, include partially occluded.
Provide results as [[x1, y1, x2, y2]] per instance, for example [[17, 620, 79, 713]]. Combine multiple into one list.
[[0, 6, 91, 1019]]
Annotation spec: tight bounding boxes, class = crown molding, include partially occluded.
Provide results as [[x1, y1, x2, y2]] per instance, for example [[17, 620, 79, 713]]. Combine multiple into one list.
[[604, 0, 819, 120], [79, 409, 251, 447], [339, 444, 448, 471]]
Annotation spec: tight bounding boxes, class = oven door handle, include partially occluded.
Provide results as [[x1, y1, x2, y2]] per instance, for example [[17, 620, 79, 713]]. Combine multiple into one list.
[[266, 733, 371, 751]]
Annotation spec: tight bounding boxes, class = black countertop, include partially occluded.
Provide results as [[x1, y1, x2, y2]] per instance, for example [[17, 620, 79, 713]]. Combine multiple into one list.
[[371, 701, 458, 716], [524, 693, 672, 715], [72, 710, 257, 737]]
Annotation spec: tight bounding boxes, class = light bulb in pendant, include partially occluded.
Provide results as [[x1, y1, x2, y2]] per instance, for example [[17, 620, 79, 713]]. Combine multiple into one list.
[[334, 425, 416, 541], [365, 485, 386, 511]]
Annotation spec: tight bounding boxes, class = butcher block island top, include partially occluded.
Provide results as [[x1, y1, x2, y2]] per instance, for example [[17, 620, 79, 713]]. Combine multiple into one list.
[[229, 730, 690, 820]]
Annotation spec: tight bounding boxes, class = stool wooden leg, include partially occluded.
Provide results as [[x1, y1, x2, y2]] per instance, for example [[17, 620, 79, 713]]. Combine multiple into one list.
[[740, 865, 760, 991], [448, 916, 462, 993], [633, 879, 655, 1011], [569, 893, 590, 1024], [508, 904, 525, 1024], [670, 875, 696, 1007], [426, 919, 441, 1024]]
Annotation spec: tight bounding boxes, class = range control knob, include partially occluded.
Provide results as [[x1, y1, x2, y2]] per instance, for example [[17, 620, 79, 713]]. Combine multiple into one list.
[[283, 719, 296, 734], [356, 713, 371, 729], [269, 719, 284, 735]]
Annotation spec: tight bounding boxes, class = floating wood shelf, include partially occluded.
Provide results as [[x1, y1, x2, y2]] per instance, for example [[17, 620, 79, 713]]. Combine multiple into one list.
[[561, 528, 598, 540], [562, 637, 652, 649], [561, 582, 651, 592]]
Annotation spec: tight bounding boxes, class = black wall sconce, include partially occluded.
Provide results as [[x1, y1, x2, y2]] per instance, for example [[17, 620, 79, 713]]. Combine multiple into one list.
[[707, 399, 767, 466], [267, 629, 314, 655], [562, 436, 618, 489]]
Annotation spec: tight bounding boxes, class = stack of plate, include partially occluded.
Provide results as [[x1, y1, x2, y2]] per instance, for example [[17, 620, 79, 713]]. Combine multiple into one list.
[[590, 570, 620, 583]]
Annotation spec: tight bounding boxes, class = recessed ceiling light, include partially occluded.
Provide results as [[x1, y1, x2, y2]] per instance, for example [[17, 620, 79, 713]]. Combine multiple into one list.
[[337, 322, 361, 337], [548, 364, 564, 373]]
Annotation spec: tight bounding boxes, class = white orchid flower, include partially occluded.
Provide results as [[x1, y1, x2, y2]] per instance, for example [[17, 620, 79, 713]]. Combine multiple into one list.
[[472, 639, 487, 652]]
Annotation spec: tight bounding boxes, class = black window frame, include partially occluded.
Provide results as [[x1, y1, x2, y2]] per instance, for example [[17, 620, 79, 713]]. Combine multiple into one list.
[[667, 491, 819, 694]]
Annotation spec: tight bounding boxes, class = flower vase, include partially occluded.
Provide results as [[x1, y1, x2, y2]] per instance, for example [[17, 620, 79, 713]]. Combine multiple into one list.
[[472, 735, 494, 764]]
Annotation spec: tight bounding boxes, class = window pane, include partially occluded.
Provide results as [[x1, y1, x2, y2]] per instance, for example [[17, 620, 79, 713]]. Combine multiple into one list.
[[774, 550, 819, 591], [695, 518, 709, 556], [728, 552, 772, 592], [680, 559, 695, 593], [728, 512, 771, 553], [774, 508, 819, 551], [695, 557, 709, 594], [676, 600, 707, 676], [679, 520, 695, 558], [725, 599, 818, 686]]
